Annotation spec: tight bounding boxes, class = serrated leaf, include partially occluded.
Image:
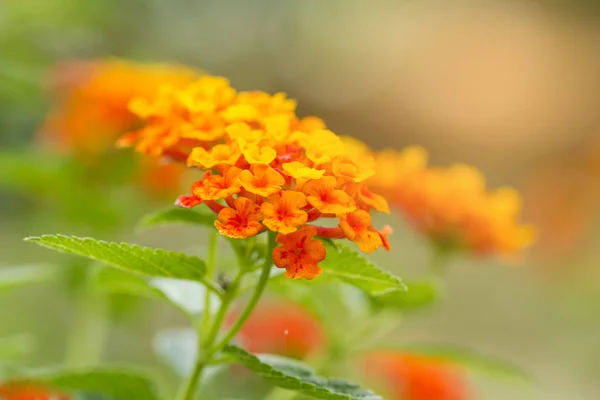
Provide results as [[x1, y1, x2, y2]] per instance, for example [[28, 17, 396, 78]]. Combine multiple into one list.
[[394, 343, 533, 384], [0, 264, 57, 294], [224, 345, 382, 399], [320, 243, 405, 296], [370, 281, 441, 311], [138, 207, 215, 230], [24, 235, 207, 282], [40, 368, 159, 400]]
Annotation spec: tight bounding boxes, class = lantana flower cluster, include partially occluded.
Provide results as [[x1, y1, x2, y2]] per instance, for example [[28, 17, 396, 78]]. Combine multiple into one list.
[[118, 76, 391, 280], [369, 146, 535, 256]]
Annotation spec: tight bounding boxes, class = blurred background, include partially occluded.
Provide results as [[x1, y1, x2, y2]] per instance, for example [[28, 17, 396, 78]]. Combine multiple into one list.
[[2, 1, 600, 399]]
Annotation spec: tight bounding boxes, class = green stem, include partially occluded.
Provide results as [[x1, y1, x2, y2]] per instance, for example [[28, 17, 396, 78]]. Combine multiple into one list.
[[65, 285, 108, 365], [202, 232, 219, 335], [175, 331, 206, 400], [176, 231, 276, 400], [211, 231, 275, 352]]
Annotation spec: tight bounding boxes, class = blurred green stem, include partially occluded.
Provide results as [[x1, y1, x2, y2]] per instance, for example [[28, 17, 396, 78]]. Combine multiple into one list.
[[202, 231, 219, 336], [65, 274, 108, 365], [176, 231, 276, 400]]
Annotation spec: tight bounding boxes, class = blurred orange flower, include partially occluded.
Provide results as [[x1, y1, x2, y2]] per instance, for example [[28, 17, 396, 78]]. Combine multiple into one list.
[[0, 381, 70, 400], [369, 147, 535, 257], [361, 352, 472, 400], [38, 58, 199, 198], [120, 74, 391, 279], [229, 300, 325, 360]]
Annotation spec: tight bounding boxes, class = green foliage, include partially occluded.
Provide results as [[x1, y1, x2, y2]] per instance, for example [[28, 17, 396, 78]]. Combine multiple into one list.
[[393, 343, 533, 384], [0, 334, 36, 360], [24, 235, 208, 283], [38, 368, 160, 400], [153, 329, 198, 377], [0, 264, 57, 294], [95, 268, 220, 320], [370, 281, 441, 311], [320, 243, 406, 296], [138, 207, 214, 230], [223, 345, 382, 400]]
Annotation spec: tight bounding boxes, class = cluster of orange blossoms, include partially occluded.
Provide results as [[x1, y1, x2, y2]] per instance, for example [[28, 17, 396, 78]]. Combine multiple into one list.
[[38, 59, 199, 197], [368, 147, 535, 257], [0, 382, 70, 400], [118, 75, 392, 279]]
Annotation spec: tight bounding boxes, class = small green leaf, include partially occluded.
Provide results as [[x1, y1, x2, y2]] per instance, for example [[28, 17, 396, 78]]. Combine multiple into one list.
[[138, 207, 214, 229], [154, 329, 226, 385], [0, 334, 36, 359], [95, 268, 220, 318], [394, 343, 533, 384], [0, 264, 57, 294], [224, 345, 382, 399], [153, 329, 197, 377], [24, 235, 208, 283], [40, 368, 159, 400], [370, 281, 441, 311], [320, 243, 405, 296]]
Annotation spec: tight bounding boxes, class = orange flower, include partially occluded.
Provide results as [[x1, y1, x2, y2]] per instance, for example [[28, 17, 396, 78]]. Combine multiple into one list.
[[239, 164, 285, 197], [361, 352, 472, 400], [192, 167, 242, 200], [37, 59, 199, 199], [302, 176, 356, 214], [339, 210, 383, 253], [261, 191, 308, 234], [0, 381, 71, 400], [119, 73, 393, 279], [228, 300, 325, 360], [369, 147, 535, 257], [282, 162, 325, 180], [39, 59, 198, 156], [273, 226, 326, 279], [215, 197, 263, 239]]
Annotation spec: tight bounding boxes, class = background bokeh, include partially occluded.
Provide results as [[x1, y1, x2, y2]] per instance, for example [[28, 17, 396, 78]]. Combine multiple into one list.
[[2, 1, 600, 399]]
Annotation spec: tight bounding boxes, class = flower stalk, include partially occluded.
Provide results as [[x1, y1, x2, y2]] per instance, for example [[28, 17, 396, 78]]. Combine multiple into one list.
[[176, 231, 276, 400]]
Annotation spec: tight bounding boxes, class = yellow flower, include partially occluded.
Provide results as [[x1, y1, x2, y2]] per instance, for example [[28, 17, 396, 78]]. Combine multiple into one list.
[[187, 143, 241, 168], [282, 162, 325, 180]]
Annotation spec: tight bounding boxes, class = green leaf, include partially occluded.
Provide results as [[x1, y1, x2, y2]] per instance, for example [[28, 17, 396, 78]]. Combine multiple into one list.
[[320, 243, 406, 296], [0, 334, 36, 360], [394, 343, 533, 384], [370, 281, 441, 311], [0, 150, 63, 192], [24, 235, 208, 283], [153, 329, 197, 377], [224, 345, 382, 399], [0, 264, 57, 294], [40, 368, 159, 400], [138, 207, 214, 229], [95, 268, 220, 318]]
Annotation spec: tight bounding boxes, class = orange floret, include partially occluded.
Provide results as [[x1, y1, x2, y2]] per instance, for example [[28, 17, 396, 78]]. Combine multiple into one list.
[[273, 226, 326, 279], [214, 197, 263, 239], [261, 191, 308, 234]]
